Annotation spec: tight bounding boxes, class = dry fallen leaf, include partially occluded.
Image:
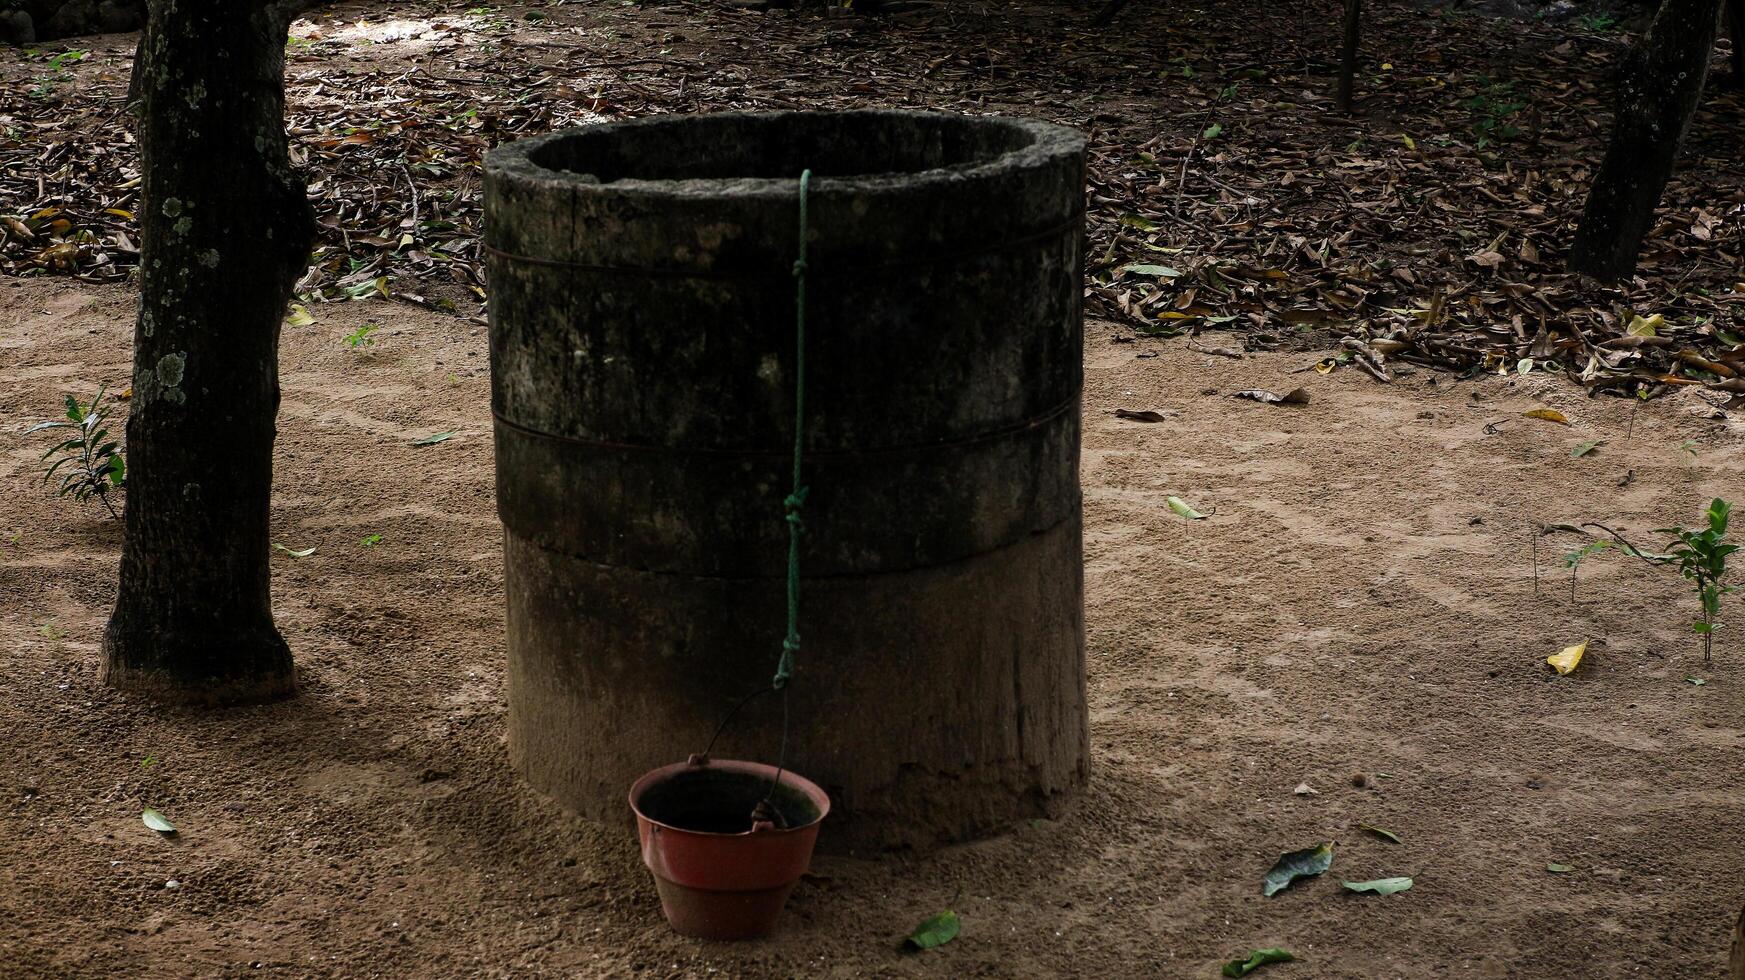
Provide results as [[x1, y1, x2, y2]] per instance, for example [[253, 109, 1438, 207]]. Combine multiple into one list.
[[1547, 641, 1587, 675], [1233, 388, 1310, 406], [1524, 408, 1569, 425], [1626, 314, 1664, 338], [1114, 409, 1168, 423]]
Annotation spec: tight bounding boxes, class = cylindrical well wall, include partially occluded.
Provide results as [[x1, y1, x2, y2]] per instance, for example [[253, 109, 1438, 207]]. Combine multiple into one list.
[[485, 110, 1087, 850]]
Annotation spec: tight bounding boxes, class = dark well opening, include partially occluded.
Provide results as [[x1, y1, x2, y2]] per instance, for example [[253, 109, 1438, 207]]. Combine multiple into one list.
[[528, 112, 1037, 183], [636, 767, 822, 834]]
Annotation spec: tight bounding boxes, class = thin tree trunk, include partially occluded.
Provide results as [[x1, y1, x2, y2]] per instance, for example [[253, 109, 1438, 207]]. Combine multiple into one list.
[[1337, 0, 1362, 113], [1732, 903, 1745, 979], [1727, 0, 1745, 88], [1569, 0, 1723, 281], [1090, 0, 1129, 27], [103, 0, 311, 704]]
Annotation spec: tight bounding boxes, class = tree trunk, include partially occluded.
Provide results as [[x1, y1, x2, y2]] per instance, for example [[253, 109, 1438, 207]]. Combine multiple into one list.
[[103, 0, 311, 704], [1089, 0, 1129, 28], [1569, 0, 1723, 281], [1337, 0, 1362, 113], [1732, 903, 1745, 979], [1727, 0, 1745, 88]]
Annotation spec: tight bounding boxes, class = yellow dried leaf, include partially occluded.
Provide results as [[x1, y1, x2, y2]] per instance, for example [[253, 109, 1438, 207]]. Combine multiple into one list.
[[1524, 408, 1569, 425], [37, 241, 80, 267], [1547, 641, 1587, 675], [285, 303, 315, 327], [1626, 314, 1663, 338]]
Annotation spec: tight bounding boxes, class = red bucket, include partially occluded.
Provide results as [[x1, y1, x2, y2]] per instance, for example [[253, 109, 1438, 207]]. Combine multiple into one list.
[[629, 757, 830, 940]]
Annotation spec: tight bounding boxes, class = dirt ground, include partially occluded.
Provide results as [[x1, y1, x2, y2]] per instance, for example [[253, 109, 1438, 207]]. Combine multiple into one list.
[[8, 0, 1745, 973], [4, 272, 1745, 978]]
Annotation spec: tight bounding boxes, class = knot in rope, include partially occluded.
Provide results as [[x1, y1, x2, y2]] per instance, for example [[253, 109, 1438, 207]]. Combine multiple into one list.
[[773, 635, 799, 690]]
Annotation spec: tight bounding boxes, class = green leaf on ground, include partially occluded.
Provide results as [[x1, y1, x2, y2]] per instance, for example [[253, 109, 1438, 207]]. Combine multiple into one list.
[[141, 808, 176, 834], [1167, 496, 1207, 520], [412, 431, 455, 446], [1342, 876, 1413, 895], [1263, 842, 1333, 896], [905, 909, 960, 950], [272, 542, 316, 558], [1547, 862, 1574, 873], [1571, 440, 1602, 458], [1359, 824, 1402, 844], [1687, 676, 1707, 686], [1222, 947, 1295, 977]]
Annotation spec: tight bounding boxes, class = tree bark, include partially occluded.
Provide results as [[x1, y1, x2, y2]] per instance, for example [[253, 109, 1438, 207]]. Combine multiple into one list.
[[103, 0, 311, 704], [1732, 902, 1745, 979], [1727, 0, 1745, 88], [1089, 0, 1129, 28], [1337, 0, 1362, 113], [1569, 0, 1723, 281]]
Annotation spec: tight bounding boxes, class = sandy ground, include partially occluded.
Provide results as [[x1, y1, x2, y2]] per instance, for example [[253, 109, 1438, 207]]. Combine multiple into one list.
[[5, 274, 1745, 978]]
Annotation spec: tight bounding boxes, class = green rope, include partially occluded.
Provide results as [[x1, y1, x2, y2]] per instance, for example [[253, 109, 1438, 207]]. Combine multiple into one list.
[[772, 169, 811, 691]]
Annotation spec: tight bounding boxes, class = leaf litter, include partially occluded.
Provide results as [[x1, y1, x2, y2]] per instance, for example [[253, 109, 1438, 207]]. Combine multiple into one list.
[[1342, 876, 1414, 895], [1222, 948, 1295, 977], [1263, 842, 1334, 896], [905, 908, 960, 950], [5, 0, 1745, 406]]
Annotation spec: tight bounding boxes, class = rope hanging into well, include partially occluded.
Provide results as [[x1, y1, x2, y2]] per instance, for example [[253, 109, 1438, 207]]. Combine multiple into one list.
[[753, 168, 811, 818], [773, 168, 810, 693], [696, 170, 812, 826]]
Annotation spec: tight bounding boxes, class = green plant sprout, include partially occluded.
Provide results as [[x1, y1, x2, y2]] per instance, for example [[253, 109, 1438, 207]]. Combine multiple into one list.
[[1564, 499, 1738, 664], [344, 323, 379, 348], [27, 388, 125, 519], [1463, 79, 1525, 150], [1655, 499, 1738, 666]]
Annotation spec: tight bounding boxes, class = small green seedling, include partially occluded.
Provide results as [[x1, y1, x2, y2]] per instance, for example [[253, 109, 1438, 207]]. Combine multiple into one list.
[[28, 388, 125, 519], [344, 323, 379, 349], [1566, 499, 1739, 664], [1463, 79, 1525, 150], [360, 534, 383, 547], [1655, 499, 1738, 666]]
